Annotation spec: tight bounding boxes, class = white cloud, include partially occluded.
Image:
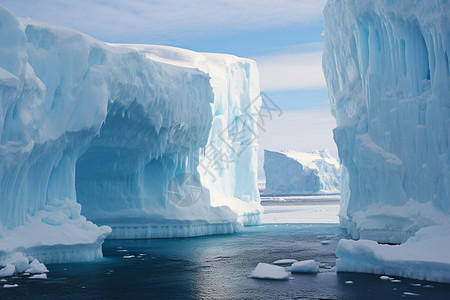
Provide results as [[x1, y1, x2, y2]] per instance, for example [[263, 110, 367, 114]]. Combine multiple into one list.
[[1, 0, 326, 42], [253, 51, 326, 91], [257, 108, 337, 179]]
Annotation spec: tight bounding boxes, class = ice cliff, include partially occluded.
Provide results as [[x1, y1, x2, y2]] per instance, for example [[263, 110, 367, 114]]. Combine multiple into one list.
[[263, 149, 340, 195], [323, 0, 450, 282], [0, 6, 261, 264], [323, 0, 450, 243]]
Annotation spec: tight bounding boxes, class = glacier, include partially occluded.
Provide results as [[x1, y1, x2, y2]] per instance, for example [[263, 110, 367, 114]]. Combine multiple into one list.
[[263, 149, 340, 195], [323, 0, 450, 282], [0, 5, 262, 264]]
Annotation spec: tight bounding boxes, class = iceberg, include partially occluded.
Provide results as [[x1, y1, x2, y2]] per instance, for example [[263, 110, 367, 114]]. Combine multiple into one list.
[[0, 5, 261, 263], [323, 0, 450, 282], [323, 0, 450, 243], [263, 149, 340, 195]]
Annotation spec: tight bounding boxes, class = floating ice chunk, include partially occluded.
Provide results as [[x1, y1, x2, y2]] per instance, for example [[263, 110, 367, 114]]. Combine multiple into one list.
[[3, 284, 18, 288], [291, 260, 319, 273], [250, 263, 290, 280], [122, 255, 135, 259], [423, 285, 434, 288], [345, 280, 353, 284], [0, 264, 15, 277], [380, 276, 391, 280], [403, 292, 420, 296], [25, 259, 48, 274], [29, 273, 47, 279], [272, 259, 297, 265], [409, 283, 421, 287], [391, 279, 401, 283]]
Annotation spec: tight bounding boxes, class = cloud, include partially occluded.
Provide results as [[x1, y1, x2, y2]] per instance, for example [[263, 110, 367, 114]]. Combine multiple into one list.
[[1, 0, 326, 42], [253, 51, 326, 91], [256, 107, 337, 179]]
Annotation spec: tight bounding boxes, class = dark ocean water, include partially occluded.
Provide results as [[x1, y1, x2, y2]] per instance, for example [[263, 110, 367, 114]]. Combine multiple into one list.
[[1, 200, 450, 299]]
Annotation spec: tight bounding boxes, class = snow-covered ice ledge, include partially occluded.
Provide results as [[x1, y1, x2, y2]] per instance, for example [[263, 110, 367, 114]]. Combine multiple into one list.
[[0, 6, 262, 263], [323, 0, 450, 282]]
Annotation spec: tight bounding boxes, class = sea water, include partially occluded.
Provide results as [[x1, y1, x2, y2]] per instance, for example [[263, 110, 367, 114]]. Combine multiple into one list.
[[1, 200, 450, 299]]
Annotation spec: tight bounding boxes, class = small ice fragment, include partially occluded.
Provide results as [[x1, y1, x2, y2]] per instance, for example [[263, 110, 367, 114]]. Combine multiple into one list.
[[409, 283, 421, 287], [273, 259, 297, 265], [0, 279, 6, 282], [423, 285, 434, 288], [291, 260, 319, 273], [403, 292, 420, 296], [393, 288, 397, 291], [82, 286, 86, 289], [29, 273, 47, 279], [117, 250, 128, 252], [321, 240, 330, 245], [122, 255, 135, 259], [23, 273, 30, 276], [345, 280, 353, 284], [391, 279, 401, 283], [3, 284, 19, 288], [289, 277, 295, 280], [380, 275, 391, 280], [250, 263, 290, 280]]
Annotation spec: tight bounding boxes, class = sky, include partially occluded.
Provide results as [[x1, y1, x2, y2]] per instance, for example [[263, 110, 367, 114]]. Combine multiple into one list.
[[0, 0, 337, 179]]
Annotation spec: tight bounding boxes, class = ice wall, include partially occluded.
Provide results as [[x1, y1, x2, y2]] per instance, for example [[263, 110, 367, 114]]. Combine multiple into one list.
[[263, 149, 340, 195], [0, 5, 261, 263], [323, 0, 450, 243]]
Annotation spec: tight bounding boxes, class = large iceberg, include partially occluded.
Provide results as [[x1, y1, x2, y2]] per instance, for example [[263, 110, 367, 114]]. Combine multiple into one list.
[[0, 5, 262, 264], [323, 0, 450, 243], [263, 149, 340, 195], [323, 0, 450, 282]]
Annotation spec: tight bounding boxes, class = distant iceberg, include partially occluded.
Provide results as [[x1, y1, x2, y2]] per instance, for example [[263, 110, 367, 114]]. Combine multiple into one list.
[[0, 5, 261, 263], [263, 149, 340, 195]]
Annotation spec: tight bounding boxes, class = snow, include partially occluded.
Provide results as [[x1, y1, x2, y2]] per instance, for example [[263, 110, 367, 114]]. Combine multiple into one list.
[[250, 263, 290, 280], [290, 260, 319, 273], [336, 225, 450, 283], [264, 149, 340, 195], [0, 5, 261, 263], [272, 259, 297, 265], [29, 273, 47, 279], [323, 0, 450, 243]]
